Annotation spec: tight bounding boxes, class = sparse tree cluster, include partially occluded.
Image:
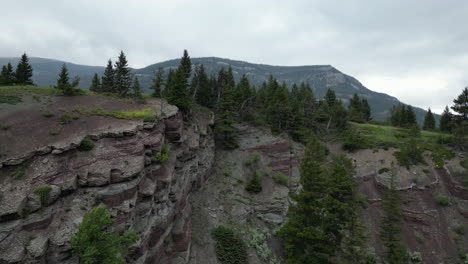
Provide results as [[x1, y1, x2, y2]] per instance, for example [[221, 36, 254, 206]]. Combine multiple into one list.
[[0, 53, 34, 86], [348, 93, 372, 123], [388, 104, 417, 128], [55, 64, 80, 96]]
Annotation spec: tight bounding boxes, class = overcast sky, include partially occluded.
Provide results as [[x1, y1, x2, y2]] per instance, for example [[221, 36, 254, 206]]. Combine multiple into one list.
[[1, 0, 467, 114]]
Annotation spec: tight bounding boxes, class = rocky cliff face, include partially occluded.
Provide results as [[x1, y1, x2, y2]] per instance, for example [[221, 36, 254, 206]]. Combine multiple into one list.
[[0, 109, 215, 264]]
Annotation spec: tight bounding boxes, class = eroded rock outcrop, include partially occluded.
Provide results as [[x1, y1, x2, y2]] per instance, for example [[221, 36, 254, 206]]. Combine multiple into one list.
[[0, 110, 215, 264]]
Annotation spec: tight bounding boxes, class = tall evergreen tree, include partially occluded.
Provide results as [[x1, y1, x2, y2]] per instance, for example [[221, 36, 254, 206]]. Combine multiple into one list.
[[180, 49, 192, 80], [150, 67, 165, 98], [131, 76, 142, 98], [325, 88, 337, 107], [191, 64, 211, 106], [405, 105, 417, 126], [166, 66, 190, 111], [280, 135, 356, 263], [361, 98, 372, 122], [89, 73, 101, 93], [15, 53, 34, 85], [0, 63, 15, 85], [379, 172, 407, 264], [439, 106, 453, 133], [56, 64, 79, 96], [101, 59, 115, 93], [422, 108, 436, 130], [451, 87, 468, 121], [215, 81, 238, 149], [114, 51, 132, 97]]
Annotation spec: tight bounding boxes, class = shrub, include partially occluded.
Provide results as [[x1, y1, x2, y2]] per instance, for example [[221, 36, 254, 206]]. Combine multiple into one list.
[[49, 127, 62, 136], [0, 124, 10, 130], [59, 113, 79, 124], [41, 111, 54, 118], [245, 170, 262, 193], [78, 136, 95, 151], [342, 128, 370, 152], [71, 206, 138, 264], [378, 168, 390, 174], [274, 172, 288, 186], [211, 226, 247, 264], [11, 162, 28, 179], [408, 251, 422, 263], [454, 224, 466, 236], [461, 159, 468, 170], [394, 138, 425, 168], [34, 185, 52, 206], [151, 145, 170, 164], [435, 194, 450, 206], [0, 95, 22, 104], [143, 115, 156, 122]]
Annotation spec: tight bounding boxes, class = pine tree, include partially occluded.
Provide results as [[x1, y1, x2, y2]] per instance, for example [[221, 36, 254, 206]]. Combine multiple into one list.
[[191, 64, 210, 106], [439, 106, 453, 133], [361, 98, 372, 122], [150, 67, 165, 98], [215, 80, 238, 149], [405, 105, 417, 127], [0, 63, 15, 85], [325, 88, 336, 107], [422, 108, 436, 130], [101, 59, 114, 93], [114, 51, 132, 97], [89, 73, 101, 93], [166, 51, 192, 112], [132, 76, 142, 98], [56, 64, 79, 96], [15, 53, 34, 85], [451, 87, 468, 121], [180, 49, 192, 80], [379, 172, 407, 264], [280, 135, 356, 263]]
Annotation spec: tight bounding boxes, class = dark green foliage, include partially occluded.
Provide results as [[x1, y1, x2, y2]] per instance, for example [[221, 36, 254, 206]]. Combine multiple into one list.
[[422, 108, 436, 130], [89, 73, 101, 93], [0, 63, 15, 85], [245, 170, 262, 193], [114, 51, 132, 97], [78, 136, 95, 151], [378, 168, 390, 174], [451, 87, 468, 121], [34, 185, 52, 205], [280, 135, 359, 263], [325, 88, 336, 107], [180, 49, 192, 80], [131, 76, 142, 98], [150, 67, 165, 98], [60, 112, 79, 124], [389, 104, 418, 128], [211, 226, 248, 264], [15, 53, 34, 85], [379, 173, 407, 264], [49, 127, 62, 136], [461, 159, 468, 169], [439, 106, 453, 133], [435, 194, 450, 206], [151, 145, 170, 163], [192, 64, 213, 108], [11, 162, 28, 179], [101, 60, 115, 93], [215, 71, 238, 149], [0, 95, 22, 104], [342, 128, 370, 152], [55, 64, 80, 96], [274, 171, 288, 186], [348, 93, 372, 123], [394, 128, 424, 168], [166, 51, 191, 112], [71, 206, 138, 264]]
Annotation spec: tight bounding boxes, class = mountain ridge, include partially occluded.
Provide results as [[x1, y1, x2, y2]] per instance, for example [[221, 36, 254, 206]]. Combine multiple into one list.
[[0, 56, 432, 123]]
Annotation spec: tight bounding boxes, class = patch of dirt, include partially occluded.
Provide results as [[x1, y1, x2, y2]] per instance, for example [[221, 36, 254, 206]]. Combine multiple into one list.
[[0, 94, 176, 160]]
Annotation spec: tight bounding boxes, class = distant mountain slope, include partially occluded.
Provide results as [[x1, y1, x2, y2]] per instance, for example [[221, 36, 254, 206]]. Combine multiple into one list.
[[0, 57, 105, 89], [0, 56, 434, 123]]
